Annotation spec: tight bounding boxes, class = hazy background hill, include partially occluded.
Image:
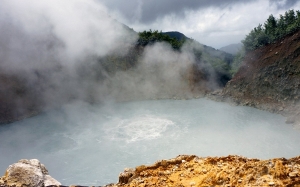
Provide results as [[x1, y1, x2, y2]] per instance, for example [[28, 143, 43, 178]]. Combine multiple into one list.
[[219, 43, 243, 55], [163, 31, 234, 85]]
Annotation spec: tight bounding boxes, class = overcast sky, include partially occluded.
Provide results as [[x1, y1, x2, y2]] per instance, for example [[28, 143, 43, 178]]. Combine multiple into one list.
[[100, 0, 300, 49]]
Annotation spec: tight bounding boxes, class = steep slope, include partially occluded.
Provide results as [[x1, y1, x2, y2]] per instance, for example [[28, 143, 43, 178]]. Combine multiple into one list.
[[222, 30, 300, 123]]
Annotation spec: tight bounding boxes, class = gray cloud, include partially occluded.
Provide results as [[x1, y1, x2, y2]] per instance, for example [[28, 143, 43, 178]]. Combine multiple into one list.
[[103, 0, 300, 48], [270, 0, 299, 9], [102, 0, 261, 23]]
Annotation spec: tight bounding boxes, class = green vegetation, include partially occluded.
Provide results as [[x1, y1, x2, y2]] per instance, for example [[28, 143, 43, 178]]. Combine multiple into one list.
[[137, 30, 186, 49], [230, 47, 245, 76], [243, 9, 300, 51], [163, 31, 187, 41]]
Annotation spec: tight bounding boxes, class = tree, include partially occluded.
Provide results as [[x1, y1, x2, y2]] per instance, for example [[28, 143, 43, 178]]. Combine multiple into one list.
[[137, 30, 186, 50], [296, 10, 300, 28], [242, 29, 257, 51], [242, 24, 269, 51], [285, 9, 297, 34], [243, 9, 300, 51], [285, 9, 296, 26], [264, 14, 277, 42], [276, 14, 286, 39]]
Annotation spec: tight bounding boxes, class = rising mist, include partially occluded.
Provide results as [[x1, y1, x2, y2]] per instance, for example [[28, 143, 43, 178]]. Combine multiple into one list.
[[0, 0, 227, 123]]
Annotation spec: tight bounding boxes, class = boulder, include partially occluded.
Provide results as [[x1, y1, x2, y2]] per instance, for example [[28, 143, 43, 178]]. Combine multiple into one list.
[[0, 159, 60, 187]]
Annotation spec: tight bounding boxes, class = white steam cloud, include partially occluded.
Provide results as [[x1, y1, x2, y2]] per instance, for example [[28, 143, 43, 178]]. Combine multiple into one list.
[[0, 0, 135, 72], [1, 0, 217, 122], [105, 43, 195, 101], [0, 0, 138, 121]]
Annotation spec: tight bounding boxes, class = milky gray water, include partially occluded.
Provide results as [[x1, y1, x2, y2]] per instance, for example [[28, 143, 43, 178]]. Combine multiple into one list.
[[0, 98, 299, 185]]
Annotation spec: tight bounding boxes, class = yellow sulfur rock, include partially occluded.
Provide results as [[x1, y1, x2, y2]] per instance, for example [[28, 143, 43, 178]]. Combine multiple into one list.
[[111, 155, 300, 187]]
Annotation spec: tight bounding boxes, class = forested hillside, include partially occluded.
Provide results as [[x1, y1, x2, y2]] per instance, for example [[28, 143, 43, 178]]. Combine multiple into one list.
[[243, 9, 300, 51], [228, 9, 300, 76]]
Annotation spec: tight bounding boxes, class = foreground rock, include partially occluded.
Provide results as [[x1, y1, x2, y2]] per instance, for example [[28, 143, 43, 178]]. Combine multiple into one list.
[[0, 159, 60, 187], [113, 155, 300, 187]]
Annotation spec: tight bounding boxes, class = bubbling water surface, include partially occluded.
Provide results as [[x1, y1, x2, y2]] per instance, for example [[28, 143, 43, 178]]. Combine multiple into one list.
[[0, 98, 299, 185]]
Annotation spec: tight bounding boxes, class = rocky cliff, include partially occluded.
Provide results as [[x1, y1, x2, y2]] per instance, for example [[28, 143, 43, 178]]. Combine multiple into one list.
[[222, 30, 300, 124]]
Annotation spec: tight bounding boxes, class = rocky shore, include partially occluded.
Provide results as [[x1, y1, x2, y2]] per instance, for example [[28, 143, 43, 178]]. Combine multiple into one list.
[[1, 156, 300, 187], [207, 89, 300, 129]]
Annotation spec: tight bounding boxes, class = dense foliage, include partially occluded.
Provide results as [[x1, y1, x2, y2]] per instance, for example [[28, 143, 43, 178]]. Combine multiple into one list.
[[230, 47, 245, 76], [137, 30, 186, 49], [243, 9, 300, 51]]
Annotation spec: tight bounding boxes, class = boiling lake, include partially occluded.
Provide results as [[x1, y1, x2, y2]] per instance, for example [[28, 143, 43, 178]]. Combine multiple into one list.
[[0, 98, 299, 185]]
